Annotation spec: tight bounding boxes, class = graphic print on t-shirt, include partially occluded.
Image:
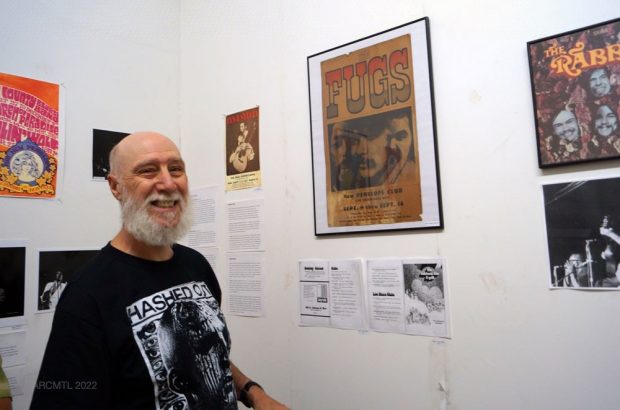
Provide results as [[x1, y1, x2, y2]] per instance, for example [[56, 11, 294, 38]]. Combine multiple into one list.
[[127, 281, 237, 409]]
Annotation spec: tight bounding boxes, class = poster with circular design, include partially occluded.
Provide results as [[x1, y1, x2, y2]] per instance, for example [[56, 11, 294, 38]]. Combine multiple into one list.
[[0, 72, 60, 198]]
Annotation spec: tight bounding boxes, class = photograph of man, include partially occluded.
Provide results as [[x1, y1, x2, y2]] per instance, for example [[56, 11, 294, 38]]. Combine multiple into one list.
[[37, 249, 99, 312], [588, 67, 613, 99], [92, 129, 129, 179], [559, 252, 590, 287], [544, 177, 620, 288], [545, 108, 585, 162], [0, 247, 25, 320], [228, 121, 256, 174], [328, 107, 415, 190], [594, 105, 619, 138], [589, 104, 620, 155], [32, 132, 287, 409], [38, 271, 66, 310]]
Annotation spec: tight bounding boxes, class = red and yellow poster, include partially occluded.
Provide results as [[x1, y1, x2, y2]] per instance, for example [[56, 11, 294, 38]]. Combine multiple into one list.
[[225, 107, 261, 191], [0, 72, 60, 198], [320, 34, 422, 227], [528, 18, 620, 167]]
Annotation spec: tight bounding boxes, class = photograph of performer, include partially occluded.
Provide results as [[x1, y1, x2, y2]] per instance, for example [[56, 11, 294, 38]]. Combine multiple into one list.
[[594, 105, 619, 138], [228, 121, 256, 174], [92, 129, 129, 179], [588, 67, 613, 99], [558, 252, 589, 287], [328, 107, 415, 190], [589, 104, 620, 157], [547, 108, 587, 161], [599, 217, 620, 287], [0, 247, 25, 320], [544, 177, 620, 289], [37, 249, 99, 312], [39, 271, 66, 310]]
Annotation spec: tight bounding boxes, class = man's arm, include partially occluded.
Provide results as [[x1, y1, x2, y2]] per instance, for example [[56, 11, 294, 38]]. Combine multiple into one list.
[[31, 293, 110, 409], [230, 362, 288, 409], [601, 226, 620, 246]]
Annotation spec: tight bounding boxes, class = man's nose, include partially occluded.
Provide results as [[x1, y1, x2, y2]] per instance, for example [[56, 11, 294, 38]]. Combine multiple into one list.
[[354, 138, 368, 154], [156, 169, 177, 191]]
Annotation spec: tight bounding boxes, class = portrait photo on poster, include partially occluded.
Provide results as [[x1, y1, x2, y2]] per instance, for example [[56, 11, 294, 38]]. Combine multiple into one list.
[[307, 17, 442, 235], [543, 175, 620, 289], [37, 249, 99, 312], [528, 18, 620, 168], [92, 129, 129, 180], [0, 244, 25, 327]]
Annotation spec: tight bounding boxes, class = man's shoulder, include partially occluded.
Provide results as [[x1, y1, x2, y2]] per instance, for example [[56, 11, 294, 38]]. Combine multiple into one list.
[[69, 246, 115, 284], [173, 243, 209, 264]]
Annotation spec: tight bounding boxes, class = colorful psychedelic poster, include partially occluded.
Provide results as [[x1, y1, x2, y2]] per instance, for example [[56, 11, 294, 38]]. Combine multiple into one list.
[[528, 18, 620, 168], [0, 72, 62, 198], [225, 107, 261, 191]]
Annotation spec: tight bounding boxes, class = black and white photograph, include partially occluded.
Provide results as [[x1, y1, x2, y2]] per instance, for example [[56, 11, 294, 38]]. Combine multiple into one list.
[[543, 176, 620, 289], [0, 245, 25, 323], [37, 249, 99, 311], [92, 128, 129, 179]]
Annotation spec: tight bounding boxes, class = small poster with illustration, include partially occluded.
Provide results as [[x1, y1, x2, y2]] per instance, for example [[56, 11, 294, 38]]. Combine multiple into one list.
[[0, 72, 62, 198], [225, 107, 261, 191]]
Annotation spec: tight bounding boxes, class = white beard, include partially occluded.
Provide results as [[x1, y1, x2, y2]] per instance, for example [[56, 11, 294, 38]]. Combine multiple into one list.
[[120, 188, 192, 247]]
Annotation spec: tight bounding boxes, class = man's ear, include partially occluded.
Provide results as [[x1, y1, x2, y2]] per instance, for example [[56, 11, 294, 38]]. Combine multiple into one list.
[[108, 174, 122, 201]]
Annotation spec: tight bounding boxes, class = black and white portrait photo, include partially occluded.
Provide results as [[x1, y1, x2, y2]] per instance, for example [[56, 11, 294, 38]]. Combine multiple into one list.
[[543, 176, 620, 289], [92, 129, 129, 180], [38, 249, 99, 311], [0, 246, 25, 323]]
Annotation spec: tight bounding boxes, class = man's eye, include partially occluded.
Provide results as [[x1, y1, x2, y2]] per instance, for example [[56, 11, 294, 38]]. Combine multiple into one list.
[[391, 130, 409, 141], [138, 168, 157, 175]]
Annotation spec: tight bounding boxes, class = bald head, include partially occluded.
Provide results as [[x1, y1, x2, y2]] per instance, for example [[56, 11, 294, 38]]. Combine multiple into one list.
[[107, 131, 190, 248], [109, 132, 180, 177]]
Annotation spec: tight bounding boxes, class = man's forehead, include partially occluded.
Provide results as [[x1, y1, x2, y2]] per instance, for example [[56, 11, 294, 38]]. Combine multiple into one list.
[[115, 132, 183, 169], [553, 111, 574, 123]]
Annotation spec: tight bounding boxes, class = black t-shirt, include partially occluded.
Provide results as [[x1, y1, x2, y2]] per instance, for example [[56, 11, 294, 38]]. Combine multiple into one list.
[[32, 243, 237, 409]]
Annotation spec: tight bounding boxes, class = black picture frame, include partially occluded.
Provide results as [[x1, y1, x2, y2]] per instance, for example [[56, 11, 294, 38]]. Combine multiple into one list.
[[527, 18, 620, 168], [307, 18, 442, 235]]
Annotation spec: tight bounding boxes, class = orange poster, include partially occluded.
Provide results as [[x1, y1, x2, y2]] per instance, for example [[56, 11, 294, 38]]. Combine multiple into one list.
[[0, 72, 60, 198], [308, 18, 442, 235], [225, 107, 261, 191]]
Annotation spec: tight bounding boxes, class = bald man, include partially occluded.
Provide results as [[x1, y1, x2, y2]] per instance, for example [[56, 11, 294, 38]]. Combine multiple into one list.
[[32, 132, 287, 409]]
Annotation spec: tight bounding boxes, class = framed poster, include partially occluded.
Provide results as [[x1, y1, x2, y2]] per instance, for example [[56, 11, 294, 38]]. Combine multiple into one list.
[[308, 18, 442, 235], [528, 18, 620, 168], [543, 175, 620, 289]]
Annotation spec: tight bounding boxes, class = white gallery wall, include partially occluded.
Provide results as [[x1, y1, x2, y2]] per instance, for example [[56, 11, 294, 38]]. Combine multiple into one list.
[[0, 1, 181, 408], [2, 0, 620, 408]]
